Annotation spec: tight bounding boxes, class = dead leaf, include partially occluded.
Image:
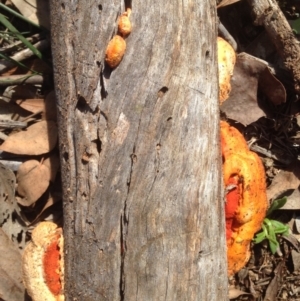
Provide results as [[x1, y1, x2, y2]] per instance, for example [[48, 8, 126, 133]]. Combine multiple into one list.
[[220, 53, 286, 125], [15, 98, 45, 114], [0, 228, 24, 301], [259, 67, 286, 105], [29, 188, 62, 225], [0, 120, 58, 155], [217, 0, 241, 9], [267, 162, 300, 201], [43, 91, 57, 121], [229, 288, 251, 299], [44, 154, 60, 182], [0, 163, 17, 225], [291, 249, 300, 271], [17, 155, 60, 206], [0, 163, 28, 250], [264, 261, 285, 301], [0, 98, 31, 121], [278, 188, 300, 210], [11, 0, 50, 29]]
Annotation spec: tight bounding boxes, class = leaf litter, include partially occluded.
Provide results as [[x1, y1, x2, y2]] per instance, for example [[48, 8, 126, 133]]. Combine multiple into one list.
[[218, 1, 300, 300], [0, 0, 300, 300]]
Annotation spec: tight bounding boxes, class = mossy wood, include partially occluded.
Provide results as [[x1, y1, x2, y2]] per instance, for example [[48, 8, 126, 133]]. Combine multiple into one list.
[[50, 0, 228, 300]]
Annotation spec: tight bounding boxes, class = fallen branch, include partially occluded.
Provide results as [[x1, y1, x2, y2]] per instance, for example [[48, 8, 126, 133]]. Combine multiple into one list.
[[246, 0, 300, 93]]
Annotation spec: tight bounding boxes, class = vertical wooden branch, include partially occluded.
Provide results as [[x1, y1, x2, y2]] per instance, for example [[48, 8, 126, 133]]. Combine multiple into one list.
[[50, 0, 228, 300]]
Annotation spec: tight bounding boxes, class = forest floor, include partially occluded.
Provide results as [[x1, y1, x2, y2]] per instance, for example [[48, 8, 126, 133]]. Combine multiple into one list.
[[219, 1, 300, 300], [0, 0, 300, 300]]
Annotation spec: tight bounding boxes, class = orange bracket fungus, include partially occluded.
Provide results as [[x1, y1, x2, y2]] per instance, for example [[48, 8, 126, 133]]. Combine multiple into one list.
[[105, 35, 127, 68], [22, 221, 64, 301], [218, 37, 236, 103], [118, 8, 132, 37], [221, 121, 268, 275], [105, 8, 132, 68]]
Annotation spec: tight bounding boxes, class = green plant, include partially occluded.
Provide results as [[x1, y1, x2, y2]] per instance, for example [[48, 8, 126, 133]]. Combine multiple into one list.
[[253, 197, 289, 254]]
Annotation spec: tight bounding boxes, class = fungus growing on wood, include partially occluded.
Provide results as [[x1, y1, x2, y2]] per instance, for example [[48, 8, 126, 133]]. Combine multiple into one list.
[[105, 35, 127, 68], [118, 8, 132, 37], [218, 37, 236, 103], [22, 221, 64, 301], [221, 121, 268, 275]]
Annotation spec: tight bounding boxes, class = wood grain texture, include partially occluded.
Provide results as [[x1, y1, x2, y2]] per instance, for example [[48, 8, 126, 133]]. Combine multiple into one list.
[[50, 0, 228, 300]]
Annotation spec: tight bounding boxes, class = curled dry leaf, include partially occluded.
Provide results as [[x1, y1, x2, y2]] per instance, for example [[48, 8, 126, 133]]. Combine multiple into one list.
[[220, 53, 286, 125], [0, 228, 25, 301], [105, 35, 126, 68], [0, 120, 58, 155], [23, 221, 64, 301], [218, 37, 236, 103], [221, 121, 268, 275], [17, 155, 60, 206]]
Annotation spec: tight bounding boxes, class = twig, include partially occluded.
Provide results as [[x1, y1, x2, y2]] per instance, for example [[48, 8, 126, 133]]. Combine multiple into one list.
[[0, 39, 50, 73], [0, 74, 45, 86], [218, 19, 237, 51], [0, 119, 27, 129], [246, 0, 300, 93]]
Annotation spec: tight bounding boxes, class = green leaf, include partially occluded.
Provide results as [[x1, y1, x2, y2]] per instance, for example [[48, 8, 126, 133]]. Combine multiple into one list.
[[267, 197, 287, 216], [269, 240, 279, 254]]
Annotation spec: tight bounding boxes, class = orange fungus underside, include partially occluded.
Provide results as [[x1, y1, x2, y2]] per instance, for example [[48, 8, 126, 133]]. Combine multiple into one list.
[[43, 236, 61, 295], [225, 175, 240, 240]]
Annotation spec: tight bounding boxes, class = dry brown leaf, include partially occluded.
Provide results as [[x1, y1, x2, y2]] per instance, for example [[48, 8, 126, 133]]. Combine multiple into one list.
[[217, 0, 241, 8], [11, 0, 50, 29], [17, 160, 50, 206], [43, 154, 60, 183], [0, 163, 28, 250], [42, 91, 57, 121], [0, 98, 31, 121], [279, 188, 300, 210], [220, 53, 286, 125], [0, 120, 58, 155], [29, 188, 62, 225], [229, 288, 251, 299], [15, 98, 45, 114], [0, 228, 25, 301], [264, 261, 285, 301], [267, 162, 300, 201]]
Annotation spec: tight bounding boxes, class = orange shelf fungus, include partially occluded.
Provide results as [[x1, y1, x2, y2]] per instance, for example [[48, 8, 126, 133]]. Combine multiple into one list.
[[218, 37, 236, 104], [22, 221, 64, 301], [105, 35, 127, 68], [118, 8, 132, 37], [221, 121, 268, 275], [105, 8, 132, 68]]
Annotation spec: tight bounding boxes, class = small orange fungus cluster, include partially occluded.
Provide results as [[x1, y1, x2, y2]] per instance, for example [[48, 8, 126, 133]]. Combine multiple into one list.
[[22, 221, 64, 301], [221, 121, 268, 275], [217, 37, 236, 103], [105, 8, 132, 68]]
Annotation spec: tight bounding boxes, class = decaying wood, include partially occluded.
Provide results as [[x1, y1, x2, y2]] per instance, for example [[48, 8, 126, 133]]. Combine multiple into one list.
[[246, 0, 300, 93], [50, 0, 228, 300]]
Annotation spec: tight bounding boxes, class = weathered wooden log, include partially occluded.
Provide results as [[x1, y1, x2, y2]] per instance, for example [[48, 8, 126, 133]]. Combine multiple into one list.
[[50, 0, 228, 300]]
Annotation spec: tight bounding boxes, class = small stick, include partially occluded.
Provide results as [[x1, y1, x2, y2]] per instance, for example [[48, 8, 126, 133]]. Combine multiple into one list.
[[0, 74, 45, 86]]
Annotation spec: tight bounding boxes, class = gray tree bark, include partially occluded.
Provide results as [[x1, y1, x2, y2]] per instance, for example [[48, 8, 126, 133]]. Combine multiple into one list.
[[50, 0, 228, 300]]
